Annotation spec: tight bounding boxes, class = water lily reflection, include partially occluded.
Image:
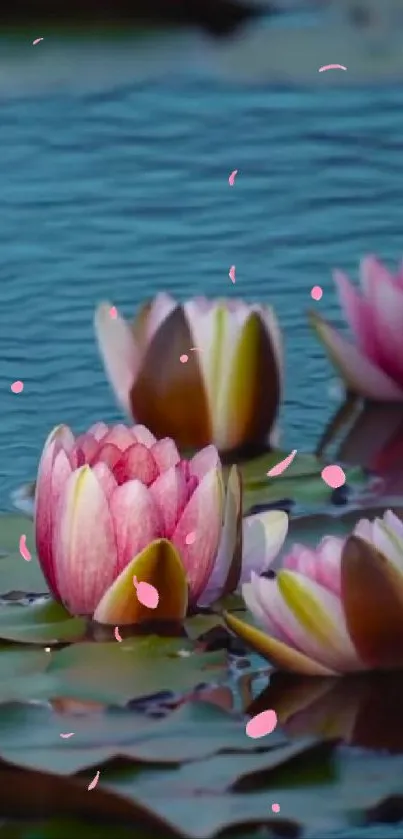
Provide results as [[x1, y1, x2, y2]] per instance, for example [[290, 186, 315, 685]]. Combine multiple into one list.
[[248, 670, 403, 754], [317, 399, 403, 502]]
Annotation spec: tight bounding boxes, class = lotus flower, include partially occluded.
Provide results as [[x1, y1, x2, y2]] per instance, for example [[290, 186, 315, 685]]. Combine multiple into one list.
[[310, 255, 403, 401], [35, 422, 288, 624], [94, 294, 282, 453], [225, 509, 403, 675]]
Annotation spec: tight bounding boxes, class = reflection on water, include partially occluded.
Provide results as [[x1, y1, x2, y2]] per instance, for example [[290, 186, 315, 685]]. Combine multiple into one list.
[[249, 669, 403, 754], [318, 400, 403, 504]]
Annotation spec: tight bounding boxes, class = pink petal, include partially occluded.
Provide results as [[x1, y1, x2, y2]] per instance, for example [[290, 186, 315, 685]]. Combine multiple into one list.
[[131, 425, 157, 448], [189, 445, 221, 480], [172, 468, 223, 604], [310, 312, 403, 401], [94, 304, 139, 415], [110, 479, 162, 575], [72, 433, 99, 465], [53, 466, 117, 615], [283, 537, 343, 597], [99, 424, 137, 453], [94, 443, 122, 471], [87, 422, 109, 441], [149, 466, 188, 538], [333, 269, 377, 360], [92, 462, 117, 501], [112, 443, 158, 486], [35, 426, 75, 598], [150, 438, 181, 473], [367, 272, 403, 387], [360, 255, 394, 299]]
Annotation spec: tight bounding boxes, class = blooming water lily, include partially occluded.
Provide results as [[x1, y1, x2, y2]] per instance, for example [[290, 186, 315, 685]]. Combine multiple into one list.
[[35, 422, 288, 624], [310, 255, 403, 401], [95, 293, 282, 453], [225, 509, 403, 675]]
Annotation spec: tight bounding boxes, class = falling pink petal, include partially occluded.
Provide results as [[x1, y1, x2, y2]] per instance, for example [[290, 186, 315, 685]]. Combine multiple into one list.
[[311, 285, 323, 301], [319, 64, 347, 72], [109, 306, 117, 319], [11, 381, 24, 394], [229, 266, 236, 284], [60, 733, 75, 739], [246, 709, 278, 739], [133, 575, 159, 609], [114, 626, 122, 642], [32, 38, 44, 45], [180, 354, 189, 364], [88, 770, 100, 790], [321, 464, 346, 489], [272, 803, 280, 813], [185, 531, 196, 545], [228, 169, 238, 186], [19, 534, 31, 562], [267, 450, 297, 477]]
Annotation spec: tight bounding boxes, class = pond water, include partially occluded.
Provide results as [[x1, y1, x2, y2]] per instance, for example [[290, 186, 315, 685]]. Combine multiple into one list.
[[1, 7, 403, 837]]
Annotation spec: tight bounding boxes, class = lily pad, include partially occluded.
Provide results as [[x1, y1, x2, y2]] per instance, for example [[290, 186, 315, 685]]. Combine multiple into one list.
[[237, 451, 367, 514], [0, 700, 285, 775], [25, 638, 228, 706], [0, 600, 86, 645]]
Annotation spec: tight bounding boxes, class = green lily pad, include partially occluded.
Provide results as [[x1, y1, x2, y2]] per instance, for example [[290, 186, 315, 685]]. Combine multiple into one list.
[[24, 638, 228, 706], [237, 450, 366, 514], [0, 600, 86, 645], [0, 699, 285, 775]]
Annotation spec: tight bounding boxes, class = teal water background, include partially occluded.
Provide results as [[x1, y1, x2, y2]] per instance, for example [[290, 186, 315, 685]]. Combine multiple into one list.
[[0, 18, 403, 836]]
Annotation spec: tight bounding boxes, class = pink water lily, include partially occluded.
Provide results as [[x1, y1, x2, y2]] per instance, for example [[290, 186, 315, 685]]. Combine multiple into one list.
[[94, 293, 282, 453], [225, 509, 403, 675], [310, 255, 403, 401], [35, 422, 288, 624]]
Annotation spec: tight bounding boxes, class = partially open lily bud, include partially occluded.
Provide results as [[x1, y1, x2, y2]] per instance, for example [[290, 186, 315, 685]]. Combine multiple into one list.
[[34, 422, 288, 625], [226, 509, 403, 675], [94, 294, 282, 454]]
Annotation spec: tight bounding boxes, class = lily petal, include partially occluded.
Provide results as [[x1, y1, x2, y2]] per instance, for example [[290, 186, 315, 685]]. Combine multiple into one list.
[[93, 538, 188, 625], [149, 465, 188, 538], [172, 468, 223, 604], [35, 425, 74, 598], [334, 269, 377, 360], [53, 466, 117, 615], [241, 510, 288, 581], [130, 305, 212, 449], [110, 480, 162, 575], [341, 535, 403, 669], [197, 466, 242, 607], [276, 570, 363, 672], [222, 310, 281, 452], [94, 303, 140, 415], [151, 438, 181, 472], [131, 292, 177, 353], [309, 310, 403, 401], [189, 445, 220, 481], [224, 612, 336, 676], [112, 443, 158, 486]]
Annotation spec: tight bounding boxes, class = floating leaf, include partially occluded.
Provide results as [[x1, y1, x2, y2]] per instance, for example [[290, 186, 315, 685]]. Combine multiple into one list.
[[0, 600, 86, 645]]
